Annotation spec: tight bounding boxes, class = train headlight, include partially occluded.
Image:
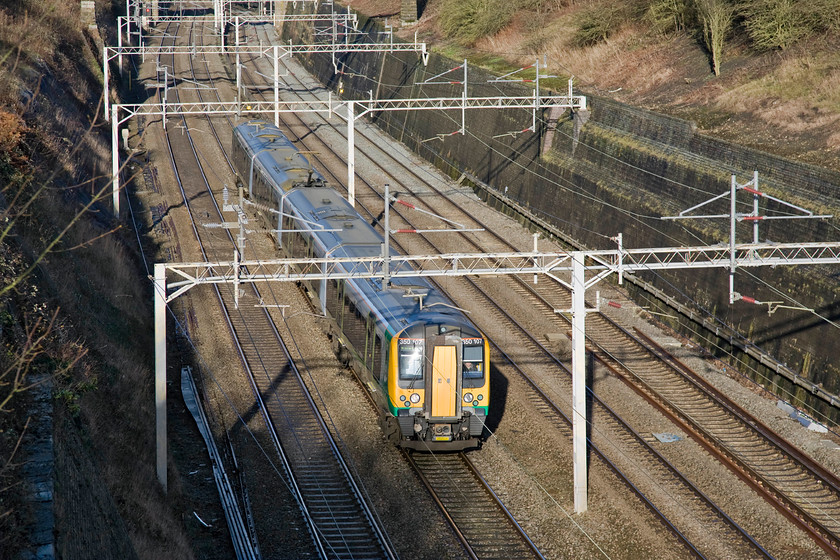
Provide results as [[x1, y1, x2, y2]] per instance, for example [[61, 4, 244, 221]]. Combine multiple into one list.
[[400, 395, 406, 401], [477, 394, 483, 401], [463, 393, 473, 403], [473, 401, 479, 406], [409, 393, 420, 404]]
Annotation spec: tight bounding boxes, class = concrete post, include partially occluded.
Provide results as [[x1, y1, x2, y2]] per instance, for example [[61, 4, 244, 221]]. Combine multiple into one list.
[[347, 100, 355, 207], [154, 263, 168, 493], [111, 105, 120, 215], [571, 251, 588, 514], [80, 1, 96, 26], [400, 0, 417, 23]]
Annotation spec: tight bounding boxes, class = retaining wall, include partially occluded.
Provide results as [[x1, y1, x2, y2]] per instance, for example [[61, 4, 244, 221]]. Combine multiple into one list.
[[279, 7, 840, 422]]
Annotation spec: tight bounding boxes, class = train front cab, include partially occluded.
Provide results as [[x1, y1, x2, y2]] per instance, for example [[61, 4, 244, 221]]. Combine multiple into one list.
[[389, 322, 489, 451]]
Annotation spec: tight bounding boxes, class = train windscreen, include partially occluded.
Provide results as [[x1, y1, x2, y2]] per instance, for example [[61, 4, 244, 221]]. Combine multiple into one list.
[[398, 339, 424, 385], [462, 337, 485, 387]]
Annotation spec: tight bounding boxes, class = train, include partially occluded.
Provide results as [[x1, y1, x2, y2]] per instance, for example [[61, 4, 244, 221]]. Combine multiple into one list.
[[231, 119, 489, 450]]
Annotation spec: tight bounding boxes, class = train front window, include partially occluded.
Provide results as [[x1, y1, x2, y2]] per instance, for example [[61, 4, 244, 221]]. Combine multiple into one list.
[[398, 340, 424, 385], [462, 339, 485, 386]]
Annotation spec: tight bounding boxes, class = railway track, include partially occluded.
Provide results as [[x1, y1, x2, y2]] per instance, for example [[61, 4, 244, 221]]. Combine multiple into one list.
[[142, 14, 397, 559], [407, 452, 544, 560], [231, 20, 766, 559], [507, 267, 840, 557], [591, 322, 840, 557], [121, 6, 836, 556], [232, 14, 840, 558]]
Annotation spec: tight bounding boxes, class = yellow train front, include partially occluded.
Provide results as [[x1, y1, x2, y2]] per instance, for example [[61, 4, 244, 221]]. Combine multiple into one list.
[[231, 119, 488, 451], [385, 319, 489, 450]]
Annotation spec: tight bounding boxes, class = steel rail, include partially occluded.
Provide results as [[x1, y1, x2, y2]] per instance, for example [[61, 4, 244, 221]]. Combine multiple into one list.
[[159, 17, 398, 559], [407, 452, 546, 560], [584, 323, 840, 558], [154, 18, 262, 559]]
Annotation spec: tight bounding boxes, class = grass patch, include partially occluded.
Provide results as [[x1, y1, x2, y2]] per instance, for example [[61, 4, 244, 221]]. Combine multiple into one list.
[[447, 51, 573, 92], [713, 46, 840, 117], [676, 104, 735, 130]]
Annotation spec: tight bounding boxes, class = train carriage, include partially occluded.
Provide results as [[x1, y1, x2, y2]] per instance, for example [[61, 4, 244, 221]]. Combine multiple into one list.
[[232, 120, 488, 450]]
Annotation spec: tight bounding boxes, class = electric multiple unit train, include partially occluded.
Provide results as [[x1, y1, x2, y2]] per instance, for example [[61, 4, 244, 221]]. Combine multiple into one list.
[[231, 120, 489, 450]]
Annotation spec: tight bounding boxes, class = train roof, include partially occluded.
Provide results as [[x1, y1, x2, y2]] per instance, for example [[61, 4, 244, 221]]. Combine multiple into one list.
[[284, 187, 475, 337], [234, 120, 315, 182]]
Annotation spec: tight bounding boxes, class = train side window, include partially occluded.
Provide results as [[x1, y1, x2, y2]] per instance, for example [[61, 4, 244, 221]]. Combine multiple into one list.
[[293, 231, 305, 258], [281, 215, 293, 253], [342, 293, 365, 351], [373, 335, 384, 383], [326, 280, 339, 318], [364, 315, 373, 368], [312, 270, 324, 299], [336, 281, 345, 328]]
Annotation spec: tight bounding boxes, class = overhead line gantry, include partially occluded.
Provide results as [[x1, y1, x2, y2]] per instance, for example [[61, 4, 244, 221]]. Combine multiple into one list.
[[151, 237, 840, 508]]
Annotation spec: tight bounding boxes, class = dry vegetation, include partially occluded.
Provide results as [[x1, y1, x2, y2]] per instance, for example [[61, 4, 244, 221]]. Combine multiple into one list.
[[387, 0, 840, 169], [0, 0, 193, 557]]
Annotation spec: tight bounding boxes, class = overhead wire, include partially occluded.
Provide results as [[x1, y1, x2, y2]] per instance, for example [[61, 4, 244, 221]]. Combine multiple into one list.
[[394, 57, 840, 335], [249, 11, 840, 545], [225, 35, 406, 554], [350, 52, 840, 431], [241, 14, 840, 552], [310, 50, 748, 549], [142, 14, 840, 553], [331, 49, 840, 389], [267, 44, 627, 552], [151, 20, 392, 556]]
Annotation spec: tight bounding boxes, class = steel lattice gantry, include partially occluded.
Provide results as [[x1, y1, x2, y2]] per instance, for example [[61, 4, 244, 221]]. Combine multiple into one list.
[[109, 91, 584, 212], [152, 242, 840, 509]]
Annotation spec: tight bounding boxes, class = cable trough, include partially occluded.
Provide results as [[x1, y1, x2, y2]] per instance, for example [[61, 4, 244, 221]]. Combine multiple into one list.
[[182, 366, 260, 560]]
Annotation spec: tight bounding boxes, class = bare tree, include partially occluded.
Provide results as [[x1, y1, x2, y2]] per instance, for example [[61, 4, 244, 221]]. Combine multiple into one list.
[[695, 0, 735, 75]]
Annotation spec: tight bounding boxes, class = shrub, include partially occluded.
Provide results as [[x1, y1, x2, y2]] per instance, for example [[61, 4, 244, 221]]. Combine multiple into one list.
[[439, 0, 515, 45], [573, 2, 632, 46], [801, 0, 840, 34], [646, 0, 693, 35], [0, 110, 25, 153], [519, 0, 571, 14], [739, 0, 814, 51]]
